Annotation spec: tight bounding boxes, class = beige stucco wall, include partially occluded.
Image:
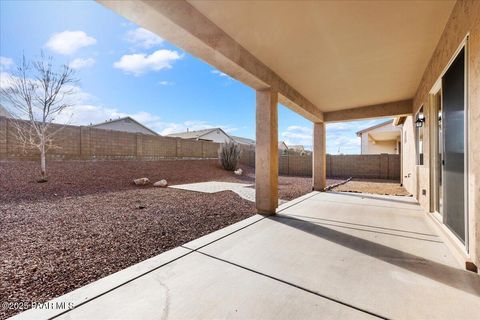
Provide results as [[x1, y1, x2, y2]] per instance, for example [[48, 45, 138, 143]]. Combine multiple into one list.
[[93, 119, 157, 135], [360, 122, 401, 154], [408, 0, 480, 268], [400, 116, 417, 196], [200, 130, 232, 144], [360, 134, 398, 154]]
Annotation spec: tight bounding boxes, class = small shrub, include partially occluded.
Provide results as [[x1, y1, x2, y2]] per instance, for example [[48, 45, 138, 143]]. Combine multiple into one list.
[[219, 141, 240, 171]]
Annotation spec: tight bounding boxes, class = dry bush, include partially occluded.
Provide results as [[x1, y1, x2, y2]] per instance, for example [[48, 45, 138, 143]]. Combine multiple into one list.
[[219, 141, 240, 171]]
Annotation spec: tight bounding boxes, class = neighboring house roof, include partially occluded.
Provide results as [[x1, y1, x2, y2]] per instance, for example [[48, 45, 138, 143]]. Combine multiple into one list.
[[90, 116, 159, 136], [167, 127, 231, 141], [356, 120, 394, 136], [231, 135, 255, 146], [288, 145, 305, 151], [278, 141, 288, 149], [0, 105, 12, 118], [393, 116, 407, 126]]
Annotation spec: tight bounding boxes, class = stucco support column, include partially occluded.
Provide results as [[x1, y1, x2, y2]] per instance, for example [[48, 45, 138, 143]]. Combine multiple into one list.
[[313, 122, 326, 191], [256, 89, 278, 214]]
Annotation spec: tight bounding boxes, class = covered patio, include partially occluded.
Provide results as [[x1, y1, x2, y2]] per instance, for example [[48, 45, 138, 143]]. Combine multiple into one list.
[[13, 192, 480, 319], [9, 0, 480, 318]]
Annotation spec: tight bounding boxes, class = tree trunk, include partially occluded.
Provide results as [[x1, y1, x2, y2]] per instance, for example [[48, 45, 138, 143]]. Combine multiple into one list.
[[40, 143, 46, 178]]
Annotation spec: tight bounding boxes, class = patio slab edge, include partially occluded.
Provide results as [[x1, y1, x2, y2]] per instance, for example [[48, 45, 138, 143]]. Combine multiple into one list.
[[182, 214, 265, 250], [8, 247, 190, 320]]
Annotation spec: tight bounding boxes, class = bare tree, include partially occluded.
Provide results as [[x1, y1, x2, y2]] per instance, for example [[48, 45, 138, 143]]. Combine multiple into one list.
[[0, 53, 77, 181]]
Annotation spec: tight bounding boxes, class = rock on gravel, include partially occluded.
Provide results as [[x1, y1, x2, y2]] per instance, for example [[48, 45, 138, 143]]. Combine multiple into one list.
[[153, 179, 168, 187], [234, 168, 243, 175], [133, 177, 150, 186]]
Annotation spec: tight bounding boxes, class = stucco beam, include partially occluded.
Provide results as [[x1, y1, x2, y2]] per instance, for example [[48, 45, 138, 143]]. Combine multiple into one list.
[[324, 99, 413, 122], [97, 0, 323, 122]]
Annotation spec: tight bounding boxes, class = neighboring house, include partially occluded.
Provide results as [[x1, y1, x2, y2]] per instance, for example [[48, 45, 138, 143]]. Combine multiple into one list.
[[232, 135, 255, 147], [0, 105, 12, 118], [288, 145, 305, 153], [356, 120, 401, 155], [90, 117, 159, 136], [167, 128, 232, 143], [278, 141, 288, 154]]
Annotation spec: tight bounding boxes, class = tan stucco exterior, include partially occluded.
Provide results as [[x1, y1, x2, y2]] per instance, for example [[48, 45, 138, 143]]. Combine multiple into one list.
[[313, 122, 326, 191], [358, 121, 401, 155], [91, 117, 158, 136], [255, 89, 278, 214], [401, 0, 480, 268]]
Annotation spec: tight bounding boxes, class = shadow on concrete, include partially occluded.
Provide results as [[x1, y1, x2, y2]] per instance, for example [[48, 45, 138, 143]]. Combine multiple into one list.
[[328, 191, 418, 205], [272, 215, 480, 297], [277, 215, 442, 243], [283, 213, 438, 237]]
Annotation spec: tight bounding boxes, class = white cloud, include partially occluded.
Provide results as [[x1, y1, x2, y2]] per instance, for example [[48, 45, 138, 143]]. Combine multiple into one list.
[[0, 71, 15, 89], [125, 28, 163, 49], [327, 136, 361, 155], [0, 56, 14, 70], [113, 49, 181, 76], [211, 69, 237, 86], [211, 69, 229, 78], [58, 106, 238, 137], [281, 125, 312, 147], [69, 58, 95, 70], [325, 118, 392, 154], [2, 69, 237, 137], [158, 80, 174, 86], [45, 30, 97, 55], [1, 71, 94, 123]]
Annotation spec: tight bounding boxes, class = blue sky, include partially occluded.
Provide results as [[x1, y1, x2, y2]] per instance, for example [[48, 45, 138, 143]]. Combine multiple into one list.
[[0, 0, 388, 154]]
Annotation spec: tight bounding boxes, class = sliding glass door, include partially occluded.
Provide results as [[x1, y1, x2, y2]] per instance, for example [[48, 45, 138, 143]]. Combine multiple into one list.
[[441, 48, 466, 243]]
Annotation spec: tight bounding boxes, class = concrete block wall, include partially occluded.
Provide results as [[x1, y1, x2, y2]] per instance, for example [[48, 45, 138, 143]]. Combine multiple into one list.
[[327, 154, 400, 179], [0, 117, 220, 161], [239, 145, 400, 179], [177, 138, 203, 158]]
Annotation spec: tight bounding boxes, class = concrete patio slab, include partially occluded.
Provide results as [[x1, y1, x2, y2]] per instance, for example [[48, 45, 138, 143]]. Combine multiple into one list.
[[9, 247, 190, 320], [11, 192, 480, 320], [196, 192, 480, 320], [53, 252, 376, 320], [183, 214, 265, 250], [170, 181, 257, 202]]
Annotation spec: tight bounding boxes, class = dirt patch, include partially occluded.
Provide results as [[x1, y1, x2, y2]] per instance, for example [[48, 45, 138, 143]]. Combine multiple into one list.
[[331, 178, 410, 196]]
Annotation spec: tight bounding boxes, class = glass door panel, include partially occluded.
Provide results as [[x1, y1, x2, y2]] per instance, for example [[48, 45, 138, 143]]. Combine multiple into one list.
[[441, 48, 465, 243]]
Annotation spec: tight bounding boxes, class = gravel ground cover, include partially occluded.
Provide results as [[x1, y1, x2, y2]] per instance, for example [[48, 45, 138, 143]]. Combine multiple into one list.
[[0, 160, 335, 203], [0, 159, 324, 318], [0, 187, 256, 319], [331, 178, 410, 196]]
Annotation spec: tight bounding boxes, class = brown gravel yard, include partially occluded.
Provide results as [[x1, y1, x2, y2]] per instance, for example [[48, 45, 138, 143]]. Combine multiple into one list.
[[331, 178, 411, 196], [0, 159, 331, 318]]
